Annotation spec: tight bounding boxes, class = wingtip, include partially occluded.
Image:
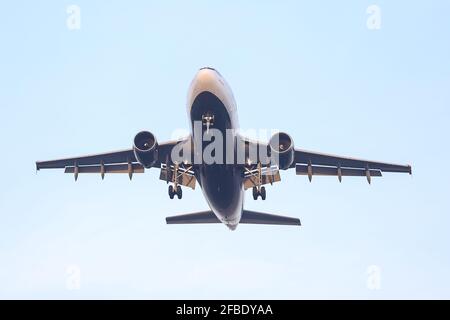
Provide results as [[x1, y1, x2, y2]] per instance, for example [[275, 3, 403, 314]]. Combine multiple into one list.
[[408, 165, 412, 175]]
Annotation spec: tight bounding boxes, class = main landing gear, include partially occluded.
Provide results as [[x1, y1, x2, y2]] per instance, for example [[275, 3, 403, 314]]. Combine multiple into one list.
[[252, 186, 266, 200], [166, 161, 188, 200], [168, 185, 182, 200], [248, 161, 268, 201]]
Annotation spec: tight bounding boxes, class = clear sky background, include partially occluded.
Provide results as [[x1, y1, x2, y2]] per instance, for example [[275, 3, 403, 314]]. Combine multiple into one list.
[[0, 1, 449, 299]]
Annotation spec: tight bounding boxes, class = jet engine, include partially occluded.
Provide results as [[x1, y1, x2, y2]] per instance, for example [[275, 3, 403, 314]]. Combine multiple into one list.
[[268, 132, 294, 170], [133, 131, 158, 168]]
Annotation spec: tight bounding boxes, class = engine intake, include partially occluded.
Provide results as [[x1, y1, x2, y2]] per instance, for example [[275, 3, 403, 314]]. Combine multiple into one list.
[[269, 132, 294, 170], [133, 131, 158, 168]]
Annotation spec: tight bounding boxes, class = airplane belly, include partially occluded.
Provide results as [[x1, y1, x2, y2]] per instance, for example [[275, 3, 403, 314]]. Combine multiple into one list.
[[188, 69, 243, 228], [196, 165, 244, 226]]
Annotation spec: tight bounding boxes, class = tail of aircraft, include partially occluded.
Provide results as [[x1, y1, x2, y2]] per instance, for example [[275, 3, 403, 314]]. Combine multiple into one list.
[[166, 210, 301, 227]]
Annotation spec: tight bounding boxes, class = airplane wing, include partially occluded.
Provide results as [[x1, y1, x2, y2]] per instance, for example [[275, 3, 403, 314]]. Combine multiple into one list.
[[240, 135, 411, 183], [36, 138, 187, 179], [293, 149, 412, 173], [292, 148, 411, 182]]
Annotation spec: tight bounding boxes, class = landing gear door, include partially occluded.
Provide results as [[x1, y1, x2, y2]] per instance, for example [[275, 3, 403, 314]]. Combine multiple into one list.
[[243, 166, 281, 190], [160, 164, 196, 190]]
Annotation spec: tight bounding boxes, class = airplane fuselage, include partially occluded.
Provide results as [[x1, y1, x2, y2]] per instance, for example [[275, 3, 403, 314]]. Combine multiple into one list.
[[187, 67, 243, 230]]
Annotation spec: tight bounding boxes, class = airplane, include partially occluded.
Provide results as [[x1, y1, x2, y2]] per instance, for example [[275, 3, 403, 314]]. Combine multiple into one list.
[[36, 67, 412, 230]]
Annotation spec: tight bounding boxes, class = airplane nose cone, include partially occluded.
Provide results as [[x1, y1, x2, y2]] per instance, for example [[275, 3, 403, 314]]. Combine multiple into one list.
[[187, 66, 228, 114], [196, 67, 218, 83]]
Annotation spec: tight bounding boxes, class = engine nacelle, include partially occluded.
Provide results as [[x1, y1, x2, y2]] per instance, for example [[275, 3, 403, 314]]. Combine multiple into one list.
[[268, 132, 294, 170], [133, 131, 158, 168]]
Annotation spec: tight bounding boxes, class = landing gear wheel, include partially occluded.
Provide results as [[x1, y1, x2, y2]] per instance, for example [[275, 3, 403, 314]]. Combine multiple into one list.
[[260, 186, 266, 200], [168, 185, 174, 199], [176, 186, 183, 199], [252, 187, 258, 200]]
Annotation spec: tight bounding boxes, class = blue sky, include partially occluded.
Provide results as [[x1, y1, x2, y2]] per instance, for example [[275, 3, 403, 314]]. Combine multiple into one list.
[[0, 1, 449, 299]]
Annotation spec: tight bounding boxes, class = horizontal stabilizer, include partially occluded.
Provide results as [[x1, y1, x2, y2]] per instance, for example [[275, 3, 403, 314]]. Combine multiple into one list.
[[241, 210, 301, 226], [166, 211, 219, 224], [166, 210, 300, 226]]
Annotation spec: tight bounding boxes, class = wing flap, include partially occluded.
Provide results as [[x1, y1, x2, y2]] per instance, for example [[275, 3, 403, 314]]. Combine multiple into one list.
[[295, 164, 382, 177], [64, 163, 144, 174]]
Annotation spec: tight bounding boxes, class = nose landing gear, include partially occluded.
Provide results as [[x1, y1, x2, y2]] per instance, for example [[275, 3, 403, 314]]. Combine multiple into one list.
[[202, 113, 214, 133]]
